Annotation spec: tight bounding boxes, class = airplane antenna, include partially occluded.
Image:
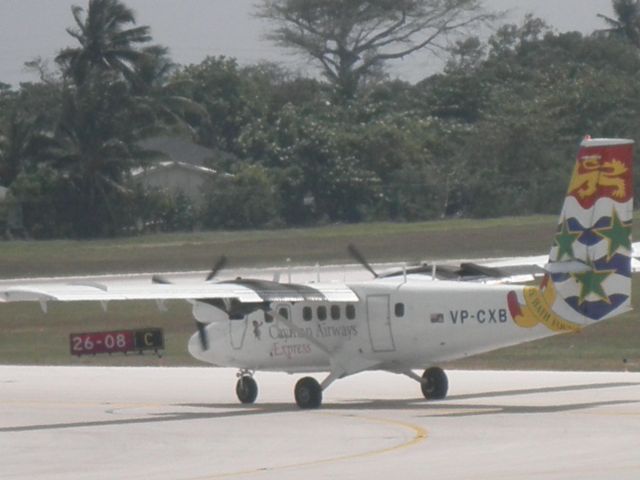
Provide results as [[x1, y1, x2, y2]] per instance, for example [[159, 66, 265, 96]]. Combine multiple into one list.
[[316, 262, 320, 283], [287, 258, 291, 283], [431, 263, 437, 281], [403, 263, 407, 284]]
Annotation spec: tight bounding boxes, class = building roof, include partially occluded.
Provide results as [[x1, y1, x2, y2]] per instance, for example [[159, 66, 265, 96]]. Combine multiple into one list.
[[131, 161, 217, 178], [139, 136, 216, 167]]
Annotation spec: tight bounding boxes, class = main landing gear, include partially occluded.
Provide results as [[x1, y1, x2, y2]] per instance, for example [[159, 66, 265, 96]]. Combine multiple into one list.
[[294, 377, 323, 409], [420, 366, 448, 400], [403, 366, 449, 400]]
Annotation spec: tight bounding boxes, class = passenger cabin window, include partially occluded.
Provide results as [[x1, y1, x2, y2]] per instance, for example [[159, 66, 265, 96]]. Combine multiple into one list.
[[346, 304, 356, 320], [278, 307, 289, 319], [317, 306, 327, 321], [303, 306, 312, 321], [331, 305, 340, 320], [394, 303, 405, 318], [264, 311, 274, 323]]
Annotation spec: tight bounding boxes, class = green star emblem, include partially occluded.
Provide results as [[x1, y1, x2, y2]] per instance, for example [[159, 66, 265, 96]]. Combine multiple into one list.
[[554, 218, 581, 261], [594, 209, 631, 260], [573, 267, 613, 304]]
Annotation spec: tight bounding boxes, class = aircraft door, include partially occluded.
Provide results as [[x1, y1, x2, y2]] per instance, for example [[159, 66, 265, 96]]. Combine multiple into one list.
[[366, 294, 395, 352], [229, 317, 248, 350]]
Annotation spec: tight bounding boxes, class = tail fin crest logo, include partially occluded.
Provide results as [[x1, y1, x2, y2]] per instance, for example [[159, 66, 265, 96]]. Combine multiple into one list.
[[529, 137, 634, 329], [568, 153, 630, 208], [507, 277, 581, 332]]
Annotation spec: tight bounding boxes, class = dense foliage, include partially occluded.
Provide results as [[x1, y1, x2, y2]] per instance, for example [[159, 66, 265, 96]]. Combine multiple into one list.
[[1, 0, 640, 238]]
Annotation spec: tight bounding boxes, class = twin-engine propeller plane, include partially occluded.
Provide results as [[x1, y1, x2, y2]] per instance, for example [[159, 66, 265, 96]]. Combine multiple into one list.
[[0, 137, 634, 408]]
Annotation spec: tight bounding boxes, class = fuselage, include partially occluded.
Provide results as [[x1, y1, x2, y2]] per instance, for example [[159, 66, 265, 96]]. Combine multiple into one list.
[[188, 275, 557, 373]]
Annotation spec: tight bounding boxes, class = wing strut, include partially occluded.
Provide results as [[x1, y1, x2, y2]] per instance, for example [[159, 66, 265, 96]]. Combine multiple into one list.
[[270, 306, 380, 390]]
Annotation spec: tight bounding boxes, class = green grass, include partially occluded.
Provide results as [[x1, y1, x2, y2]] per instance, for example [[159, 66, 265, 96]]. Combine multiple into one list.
[[0, 301, 198, 366], [1, 215, 639, 370], [1, 215, 562, 277], [446, 314, 640, 372]]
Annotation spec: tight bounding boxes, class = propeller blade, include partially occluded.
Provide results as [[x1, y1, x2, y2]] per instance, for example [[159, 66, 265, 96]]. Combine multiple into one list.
[[153, 272, 211, 350], [206, 256, 228, 281], [347, 243, 378, 278], [152, 274, 172, 284], [196, 321, 209, 350]]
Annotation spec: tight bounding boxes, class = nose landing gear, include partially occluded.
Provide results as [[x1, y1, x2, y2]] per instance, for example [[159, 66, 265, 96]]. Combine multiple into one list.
[[236, 370, 258, 404]]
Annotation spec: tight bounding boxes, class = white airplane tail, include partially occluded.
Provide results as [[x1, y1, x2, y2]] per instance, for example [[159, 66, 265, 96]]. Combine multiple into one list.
[[508, 137, 634, 331]]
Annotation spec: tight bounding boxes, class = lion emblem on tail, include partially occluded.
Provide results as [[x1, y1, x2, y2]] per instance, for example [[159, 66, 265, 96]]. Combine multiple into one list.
[[568, 155, 627, 199]]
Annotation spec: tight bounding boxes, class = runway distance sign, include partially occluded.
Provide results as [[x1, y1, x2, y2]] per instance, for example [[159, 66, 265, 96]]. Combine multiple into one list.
[[69, 328, 164, 357]]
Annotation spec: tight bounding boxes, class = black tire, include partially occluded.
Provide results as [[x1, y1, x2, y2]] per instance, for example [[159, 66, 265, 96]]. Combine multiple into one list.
[[236, 376, 258, 404], [421, 367, 448, 400], [294, 377, 322, 409]]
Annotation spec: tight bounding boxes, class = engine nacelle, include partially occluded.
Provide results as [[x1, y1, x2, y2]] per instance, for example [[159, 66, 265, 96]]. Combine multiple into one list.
[[192, 300, 228, 324]]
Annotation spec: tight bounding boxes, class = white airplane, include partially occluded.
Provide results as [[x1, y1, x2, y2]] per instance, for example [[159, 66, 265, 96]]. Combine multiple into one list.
[[0, 137, 634, 409]]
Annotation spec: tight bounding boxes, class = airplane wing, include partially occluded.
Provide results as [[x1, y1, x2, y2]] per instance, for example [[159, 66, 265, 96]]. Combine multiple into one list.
[[380, 241, 640, 284], [480, 240, 640, 280], [0, 279, 359, 305]]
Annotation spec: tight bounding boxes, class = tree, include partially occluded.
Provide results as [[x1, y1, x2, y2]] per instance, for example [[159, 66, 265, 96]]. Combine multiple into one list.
[[0, 82, 62, 186], [128, 45, 208, 136], [55, 0, 152, 86], [31, 0, 184, 237], [257, 0, 494, 99], [172, 57, 255, 151], [598, 0, 640, 48], [201, 164, 281, 229], [438, 19, 640, 216], [0, 113, 39, 185], [38, 74, 145, 237]]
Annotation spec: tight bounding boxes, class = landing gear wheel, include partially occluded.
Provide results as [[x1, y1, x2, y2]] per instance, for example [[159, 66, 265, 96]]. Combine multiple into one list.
[[421, 367, 448, 400], [294, 377, 322, 409], [236, 375, 258, 404]]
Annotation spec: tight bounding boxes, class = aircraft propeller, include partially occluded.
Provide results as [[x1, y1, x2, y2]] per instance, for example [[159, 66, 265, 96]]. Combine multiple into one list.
[[195, 321, 209, 350], [347, 243, 379, 278], [151, 274, 172, 285], [151, 255, 229, 351], [206, 256, 228, 281]]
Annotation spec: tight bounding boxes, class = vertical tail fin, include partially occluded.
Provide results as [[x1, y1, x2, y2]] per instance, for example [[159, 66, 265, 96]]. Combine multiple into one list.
[[509, 137, 634, 331]]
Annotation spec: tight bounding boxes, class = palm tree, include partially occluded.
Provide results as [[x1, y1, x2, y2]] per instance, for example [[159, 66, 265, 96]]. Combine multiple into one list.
[[598, 0, 640, 48], [42, 79, 143, 237], [0, 112, 54, 186], [130, 45, 209, 136], [56, 0, 152, 86]]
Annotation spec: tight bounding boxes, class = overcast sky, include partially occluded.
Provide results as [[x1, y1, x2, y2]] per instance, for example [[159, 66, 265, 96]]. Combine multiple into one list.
[[0, 0, 615, 86]]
